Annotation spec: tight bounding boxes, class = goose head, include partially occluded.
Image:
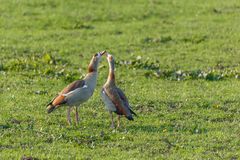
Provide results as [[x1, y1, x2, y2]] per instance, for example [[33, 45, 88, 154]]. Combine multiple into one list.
[[88, 50, 106, 73], [106, 53, 115, 68]]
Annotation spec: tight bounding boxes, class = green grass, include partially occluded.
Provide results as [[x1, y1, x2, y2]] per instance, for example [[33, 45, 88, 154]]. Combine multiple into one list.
[[1, 0, 240, 159]]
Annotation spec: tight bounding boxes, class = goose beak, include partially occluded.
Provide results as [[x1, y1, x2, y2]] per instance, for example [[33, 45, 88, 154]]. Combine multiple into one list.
[[100, 50, 106, 56]]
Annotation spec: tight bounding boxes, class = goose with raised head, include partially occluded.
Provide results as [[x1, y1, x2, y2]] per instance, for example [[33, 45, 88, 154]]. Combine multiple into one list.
[[47, 51, 106, 125], [101, 53, 137, 128]]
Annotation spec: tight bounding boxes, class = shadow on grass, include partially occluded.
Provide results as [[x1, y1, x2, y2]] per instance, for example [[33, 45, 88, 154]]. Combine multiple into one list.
[[128, 123, 208, 134], [128, 124, 167, 133], [0, 124, 11, 129]]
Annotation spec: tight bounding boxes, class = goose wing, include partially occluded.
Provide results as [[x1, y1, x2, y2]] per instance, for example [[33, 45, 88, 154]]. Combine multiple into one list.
[[47, 80, 86, 107], [116, 87, 137, 116], [103, 86, 134, 120]]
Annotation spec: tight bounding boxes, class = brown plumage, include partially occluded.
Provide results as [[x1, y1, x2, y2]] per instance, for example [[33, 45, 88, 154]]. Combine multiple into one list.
[[46, 80, 85, 113], [46, 51, 106, 125], [101, 53, 137, 128]]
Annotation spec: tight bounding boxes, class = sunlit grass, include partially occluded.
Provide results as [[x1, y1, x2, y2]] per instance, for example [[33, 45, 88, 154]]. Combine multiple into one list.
[[1, 0, 240, 159]]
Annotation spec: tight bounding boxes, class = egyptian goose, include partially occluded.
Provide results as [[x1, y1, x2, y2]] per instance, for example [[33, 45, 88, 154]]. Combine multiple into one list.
[[101, 53, 137, 128], [47, 51, 106, 125]]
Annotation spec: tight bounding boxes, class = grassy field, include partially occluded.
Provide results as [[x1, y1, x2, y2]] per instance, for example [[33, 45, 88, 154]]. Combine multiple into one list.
[[1, 0, 240, 159]]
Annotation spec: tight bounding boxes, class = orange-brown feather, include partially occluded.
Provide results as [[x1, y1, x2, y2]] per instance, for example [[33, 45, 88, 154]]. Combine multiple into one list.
[[104, 87, 128, 116], [88, 65, 95, 73], [88, 56, 97, 73], [61, 80, 85, 94], [52, 94, 66, 106], [109, 71, 115, 80], [48, 80, 85, 107]]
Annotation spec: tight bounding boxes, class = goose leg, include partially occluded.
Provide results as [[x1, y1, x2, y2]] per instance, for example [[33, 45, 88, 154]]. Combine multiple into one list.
[[117, 115, 121, 128], [75, 106, 79, 125], [67, 107, 71, 125], [109, 111, 115, 128]]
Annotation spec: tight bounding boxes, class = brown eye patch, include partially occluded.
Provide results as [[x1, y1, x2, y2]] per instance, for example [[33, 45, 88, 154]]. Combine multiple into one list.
[[94, 53, 98, 57]]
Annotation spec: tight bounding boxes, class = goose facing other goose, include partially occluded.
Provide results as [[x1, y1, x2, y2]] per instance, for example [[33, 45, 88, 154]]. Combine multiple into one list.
[[101, 53, 137, 128], [47, 51, 106, 125]]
